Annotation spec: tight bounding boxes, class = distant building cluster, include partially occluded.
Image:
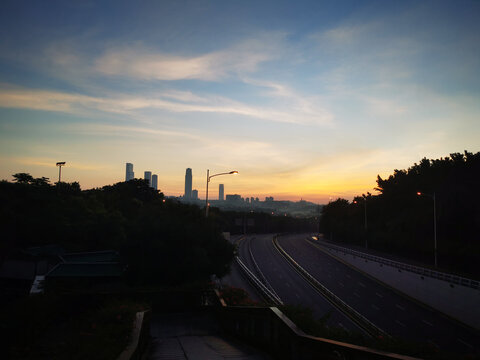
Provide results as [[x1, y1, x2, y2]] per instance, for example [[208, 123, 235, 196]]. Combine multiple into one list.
[[125, 163, 158, 190], [123, 163, 318, 216]]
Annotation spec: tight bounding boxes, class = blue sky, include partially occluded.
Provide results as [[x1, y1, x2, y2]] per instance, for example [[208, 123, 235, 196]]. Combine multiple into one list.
[[0, 0, 479, 202]]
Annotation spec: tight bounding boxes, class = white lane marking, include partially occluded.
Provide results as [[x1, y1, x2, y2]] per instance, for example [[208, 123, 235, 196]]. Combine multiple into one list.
[[422, 319, 433, 327], [375, 292, 383, 298], [358, 282, 366, 288], [395, 304, 405, 311], [395, 320, 406, 328], [372, 304, 380, 310], [338, 282, 345, 287], [457, 338, 473, 349], [353, 292, 360, 298]]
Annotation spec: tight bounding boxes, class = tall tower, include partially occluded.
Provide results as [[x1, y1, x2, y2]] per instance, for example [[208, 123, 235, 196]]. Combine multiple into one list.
[[184, 168, 192, 199], [219, 184, 224, 201], [192, 189, 198, 200], [144, 171, 152, 186], [125, 163, 134, 181], [151, 174, 158, 190]]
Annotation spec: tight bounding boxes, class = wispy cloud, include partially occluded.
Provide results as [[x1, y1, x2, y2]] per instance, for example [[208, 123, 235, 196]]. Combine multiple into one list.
[[69, 123, 203, 142], [94, 34, 284, 81], [0, 84, 333, 125], [2, 156, 106, 171]]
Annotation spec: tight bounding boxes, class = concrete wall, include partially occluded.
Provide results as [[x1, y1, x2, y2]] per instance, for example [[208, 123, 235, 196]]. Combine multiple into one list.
[[318, 242, 480, 330]]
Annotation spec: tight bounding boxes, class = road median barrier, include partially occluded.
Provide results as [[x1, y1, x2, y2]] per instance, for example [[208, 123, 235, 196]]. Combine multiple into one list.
[[273, 235, 389, 340]]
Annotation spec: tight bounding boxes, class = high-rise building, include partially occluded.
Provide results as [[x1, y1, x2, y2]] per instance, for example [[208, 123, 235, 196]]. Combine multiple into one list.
[[219, 184, 224, 201], [226, 194, 242, 202], [125, 163, 134, 181], [192, 189, 198, 200], [184, 168, 192, 199], [151, 174, 158, 190], [144, 171, 152, 186]]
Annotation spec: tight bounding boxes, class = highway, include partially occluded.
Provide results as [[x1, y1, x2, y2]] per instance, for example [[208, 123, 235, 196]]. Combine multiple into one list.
[[234, 233, 479, 357], [275, 234, 479, 355], [237, 234, 365, 333]]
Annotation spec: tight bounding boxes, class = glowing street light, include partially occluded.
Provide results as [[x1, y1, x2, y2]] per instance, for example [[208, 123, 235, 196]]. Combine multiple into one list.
[[56, 162, 66, 183], [417, 191, 437, 268], [205, 170, 238, 216]]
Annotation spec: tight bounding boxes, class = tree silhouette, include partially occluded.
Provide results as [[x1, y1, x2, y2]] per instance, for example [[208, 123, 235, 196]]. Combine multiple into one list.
[[1, 175, 235, 287], [320, 151, 480, 277], [12, 173, 34, 184]]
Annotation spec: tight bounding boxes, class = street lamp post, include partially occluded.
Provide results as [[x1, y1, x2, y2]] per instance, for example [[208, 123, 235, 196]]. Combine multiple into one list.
[[56, 162, 66, 183], [417, 191, 437, 268], [205, 170, 238, 217]]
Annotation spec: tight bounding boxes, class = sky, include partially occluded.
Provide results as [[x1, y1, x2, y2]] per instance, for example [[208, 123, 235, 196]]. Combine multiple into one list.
[[0, 0, 479, 203]]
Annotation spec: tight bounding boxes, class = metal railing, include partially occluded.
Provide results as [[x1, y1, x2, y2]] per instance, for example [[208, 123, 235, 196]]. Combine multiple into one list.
[[273, 236, 389, 339], [309, 238, 479, 290], [218, 305, 420, 360], [246, 237, 283, 302], [235, 256, 283, 306]]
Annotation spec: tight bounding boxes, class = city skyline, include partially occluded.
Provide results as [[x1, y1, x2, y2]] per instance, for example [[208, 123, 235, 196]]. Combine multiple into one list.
[[125, 163, 282, 202], [1, 1, 479, 203]]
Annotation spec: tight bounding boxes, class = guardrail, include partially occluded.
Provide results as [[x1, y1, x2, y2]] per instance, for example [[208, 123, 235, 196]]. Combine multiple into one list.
[[273, 236, 389, 339], [309, 238, 479, 290], [218, 305, 419, 360], [235, 256, 283, 306], [246, 237, 283, 303]]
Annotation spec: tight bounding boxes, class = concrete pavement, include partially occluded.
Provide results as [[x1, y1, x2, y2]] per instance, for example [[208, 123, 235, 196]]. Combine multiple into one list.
[[147, 311, 271, 360]]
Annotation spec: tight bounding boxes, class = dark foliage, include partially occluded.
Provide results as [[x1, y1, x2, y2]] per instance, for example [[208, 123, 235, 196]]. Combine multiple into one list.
[[208, 208, 319, 234], [0, 177, 234, 286], [1, 294, 146, 359], [319, 151, 480, 278]]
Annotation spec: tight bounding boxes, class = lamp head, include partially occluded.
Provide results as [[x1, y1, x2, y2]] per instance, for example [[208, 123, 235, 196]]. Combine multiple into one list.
[[56, 162, 66, 166], [230, 171, 238, 174]]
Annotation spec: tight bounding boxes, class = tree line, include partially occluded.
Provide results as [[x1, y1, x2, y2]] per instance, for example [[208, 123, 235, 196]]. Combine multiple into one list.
[[319, 151, 480, 278], [0, 175, 234, 287]]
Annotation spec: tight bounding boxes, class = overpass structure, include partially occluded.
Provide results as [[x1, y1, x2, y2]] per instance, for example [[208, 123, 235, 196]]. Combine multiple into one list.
[[306, 236, 479, 329], [234, 234, 479, 358]]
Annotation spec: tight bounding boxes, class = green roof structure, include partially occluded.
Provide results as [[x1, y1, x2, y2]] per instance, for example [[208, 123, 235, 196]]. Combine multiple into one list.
[[46, 263, 124, 278], [60, 250, 119, 263]]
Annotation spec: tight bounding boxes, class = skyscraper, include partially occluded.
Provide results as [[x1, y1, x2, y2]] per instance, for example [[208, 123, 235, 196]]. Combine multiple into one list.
[[151, 174, 158, 190], [125, 163, 134, 181], [219, 184, 224, 201], [192, 189, 198, 200], [144, 171, 152, 186], [184, 168, 192, 199]]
